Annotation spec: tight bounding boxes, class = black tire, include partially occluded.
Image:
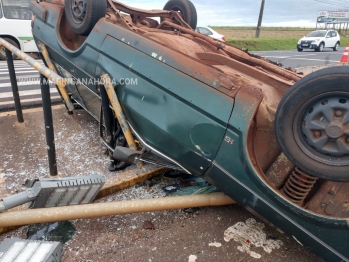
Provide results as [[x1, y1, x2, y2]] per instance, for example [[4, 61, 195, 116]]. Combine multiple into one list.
[[64, 0, 107, 36], [297, 47, 303, 52], [163, 0, 197, 29], [275, 66, 349, 182], [315, 42, 324, 52], [333, 42, 339, 51], [0, 38, 19, 60]]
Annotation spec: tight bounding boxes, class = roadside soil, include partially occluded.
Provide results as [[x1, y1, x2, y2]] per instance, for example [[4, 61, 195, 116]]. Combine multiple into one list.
[[0, 106, 322, 262], [214, 29, 313, 39]]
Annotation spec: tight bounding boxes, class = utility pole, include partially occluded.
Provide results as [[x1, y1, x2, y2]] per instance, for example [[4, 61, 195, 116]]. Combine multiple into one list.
[[255, 0, 265, 38]]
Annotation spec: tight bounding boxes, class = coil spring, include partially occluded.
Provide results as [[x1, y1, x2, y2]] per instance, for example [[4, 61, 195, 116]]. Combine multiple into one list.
[[282, 167, 318, 205]]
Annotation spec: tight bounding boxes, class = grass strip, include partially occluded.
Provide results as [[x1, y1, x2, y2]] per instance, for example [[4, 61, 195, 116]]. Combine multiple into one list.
[[226, 37, 349, 51], [211, 26, 317, 31]]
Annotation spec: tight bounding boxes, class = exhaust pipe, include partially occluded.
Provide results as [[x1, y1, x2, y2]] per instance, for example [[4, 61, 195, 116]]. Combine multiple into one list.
[[0, 192, 235, 227]]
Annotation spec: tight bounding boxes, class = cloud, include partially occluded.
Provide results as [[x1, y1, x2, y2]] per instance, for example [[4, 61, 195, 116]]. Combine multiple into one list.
[[121, 0, 348, 27]]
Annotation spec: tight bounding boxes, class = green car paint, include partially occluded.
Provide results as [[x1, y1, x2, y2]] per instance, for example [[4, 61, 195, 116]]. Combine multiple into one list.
[[30, 3, 349, 261]]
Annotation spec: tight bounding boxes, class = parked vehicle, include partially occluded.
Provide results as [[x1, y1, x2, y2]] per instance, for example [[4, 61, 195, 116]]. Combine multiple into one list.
[[195, 26, 225, 42], [30, 0, 349, 261], [297, 30, 340, 52], [0, 0, 38, 60]]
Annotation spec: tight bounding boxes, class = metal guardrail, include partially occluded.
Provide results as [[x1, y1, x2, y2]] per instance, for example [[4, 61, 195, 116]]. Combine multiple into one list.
[[4, 47, 23, 122], [0, 38, 74, 112], [0, 37, 73, 176]]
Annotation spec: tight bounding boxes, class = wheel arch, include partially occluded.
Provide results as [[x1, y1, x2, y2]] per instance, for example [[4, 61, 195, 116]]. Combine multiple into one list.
[[0, 35, 22, 50], [275, 65, 349, 181]]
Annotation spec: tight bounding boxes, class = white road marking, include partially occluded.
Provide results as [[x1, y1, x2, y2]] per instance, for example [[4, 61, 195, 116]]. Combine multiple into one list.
[[263, 56, 289, 59], [0, 74, 38, 81], [289, 54, 317, 57], [0, 88, 57, 99], [262, 55, 338, 63], [0, 67, 35, 71], [0, 66, 34, 69], [286, 57, 338, 62], [264, 54, 316, 58], [0, 70, 38, 75], [0, 80, 53, 88], [0, 95, 61, 105]]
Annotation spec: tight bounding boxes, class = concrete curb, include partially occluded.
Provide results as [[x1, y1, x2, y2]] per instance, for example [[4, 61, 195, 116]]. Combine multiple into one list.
[[95, 167, 165, 200]]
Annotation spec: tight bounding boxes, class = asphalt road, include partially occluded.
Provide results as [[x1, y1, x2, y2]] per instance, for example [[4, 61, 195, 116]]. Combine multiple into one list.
[[252, 47, 346, 69], [0, 47, 346, 110], [0, 59, 59, 111]]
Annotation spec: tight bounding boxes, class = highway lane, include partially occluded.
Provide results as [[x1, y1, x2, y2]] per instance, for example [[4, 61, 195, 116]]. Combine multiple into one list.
[[0, 60, 60, 110], [252, 47, 346, 69]]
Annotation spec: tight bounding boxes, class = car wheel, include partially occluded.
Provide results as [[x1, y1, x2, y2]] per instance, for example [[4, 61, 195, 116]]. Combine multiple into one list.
[[0, 38, 19, 60], [297, 47, 303, 52], [163, 0, 197, 29], [275, 66, 349, 182], [333, 42, 339, 51], [315, 42, 324, 52], [64, 0, 107, 36]]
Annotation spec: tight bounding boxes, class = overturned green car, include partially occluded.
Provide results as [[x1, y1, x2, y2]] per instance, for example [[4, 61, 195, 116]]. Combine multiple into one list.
[[30, 0, 349, 260]]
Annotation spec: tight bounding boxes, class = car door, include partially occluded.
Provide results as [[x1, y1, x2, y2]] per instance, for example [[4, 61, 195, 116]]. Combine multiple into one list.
[[326, 31, 336, 47], [96, 22, 234, 176], [331, 31, 339, 46]]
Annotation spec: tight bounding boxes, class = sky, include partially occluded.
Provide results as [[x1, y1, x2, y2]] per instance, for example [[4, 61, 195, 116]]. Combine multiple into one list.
[[122, 0, 349, 27]]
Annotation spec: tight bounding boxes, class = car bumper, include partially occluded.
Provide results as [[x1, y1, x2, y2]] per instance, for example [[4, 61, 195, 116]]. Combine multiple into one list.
[[297, 44, 319, 49]]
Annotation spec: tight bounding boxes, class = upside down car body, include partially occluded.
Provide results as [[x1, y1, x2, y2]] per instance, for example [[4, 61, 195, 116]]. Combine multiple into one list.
[[30, 0, 349, 260]]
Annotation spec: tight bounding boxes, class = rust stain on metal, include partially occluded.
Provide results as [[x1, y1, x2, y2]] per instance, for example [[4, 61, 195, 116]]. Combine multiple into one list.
[[38, 43, 74, 112], [282, 168, 318, 206], [306, 181, 349, 218], [265, 153, 295, 189], [101, 74, 137, 150], [32, 1, 345, 221]]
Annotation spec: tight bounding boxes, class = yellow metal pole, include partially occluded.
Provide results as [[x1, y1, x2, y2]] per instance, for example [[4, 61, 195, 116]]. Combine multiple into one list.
[[101, 74, 136, 150], [0, 192, 236, 227], [38, 43, 74, 112], [0, 38, 72, 110], [0, 167, 165, 235]]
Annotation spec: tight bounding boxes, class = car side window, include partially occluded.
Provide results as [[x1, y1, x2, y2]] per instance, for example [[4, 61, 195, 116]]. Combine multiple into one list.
[[326, 32, 331, 38], [0, 5, 2, 18], [332, 31, 337, 37]]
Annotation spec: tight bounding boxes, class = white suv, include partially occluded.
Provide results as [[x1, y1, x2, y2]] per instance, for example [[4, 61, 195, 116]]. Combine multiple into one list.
[[195, 26, 226, 42], [297, 30, 340, 52]]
